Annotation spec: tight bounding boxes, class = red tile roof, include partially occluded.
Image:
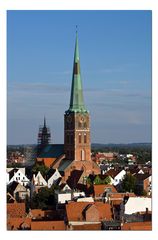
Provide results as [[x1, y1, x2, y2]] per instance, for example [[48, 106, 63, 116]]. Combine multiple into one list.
[[121, 221, 152, 230], [7, 203, 26, 218], [66, 201, 112, 222], [72, 223, 101, 230], [93, 184, 117, 197], [106, 169, 121, 178], [30, 209, 45, 218], [31, 220, 66, 230], [7, 217, 31, 230]]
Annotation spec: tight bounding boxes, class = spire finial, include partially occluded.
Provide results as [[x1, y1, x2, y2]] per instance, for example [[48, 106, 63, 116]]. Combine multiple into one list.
[[76, 25, 78, 33], [44, 116, 46, 128]]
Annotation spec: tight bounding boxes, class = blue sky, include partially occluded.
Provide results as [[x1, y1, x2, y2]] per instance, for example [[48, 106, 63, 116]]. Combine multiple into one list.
[[7, 10, 151, 145]]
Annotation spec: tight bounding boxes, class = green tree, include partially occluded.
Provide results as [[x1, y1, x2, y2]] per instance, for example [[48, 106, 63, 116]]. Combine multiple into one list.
[[103, 176, 111, 184], [31, 186, 55, 209], [93, 175, 102, 185], [32, 163, 49, 177], [122, 174, 136, 193]]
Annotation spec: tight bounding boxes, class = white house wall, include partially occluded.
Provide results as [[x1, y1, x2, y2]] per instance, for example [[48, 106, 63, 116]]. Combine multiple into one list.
[[48, 169, 61, 188], [125, 197, 151, 214]]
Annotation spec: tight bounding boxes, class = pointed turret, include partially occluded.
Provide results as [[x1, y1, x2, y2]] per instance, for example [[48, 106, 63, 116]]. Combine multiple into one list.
[[44, 116, 46, 128], [68, 31, 88, 113], [37, 117, 51, 150]]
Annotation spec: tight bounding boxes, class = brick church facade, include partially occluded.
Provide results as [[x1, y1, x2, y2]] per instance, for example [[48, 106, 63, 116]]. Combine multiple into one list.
[[61, 32, 100, 179], [36, 31, 100, 180]]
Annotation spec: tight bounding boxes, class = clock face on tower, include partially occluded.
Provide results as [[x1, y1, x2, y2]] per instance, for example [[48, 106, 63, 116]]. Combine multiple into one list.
[[79, 116, 85, 123]]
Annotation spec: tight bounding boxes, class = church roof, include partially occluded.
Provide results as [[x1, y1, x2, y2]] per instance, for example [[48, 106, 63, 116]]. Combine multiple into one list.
[[58, 159, 72, 172], [38, 144, 64, 158], [67, 31, 88, 113]]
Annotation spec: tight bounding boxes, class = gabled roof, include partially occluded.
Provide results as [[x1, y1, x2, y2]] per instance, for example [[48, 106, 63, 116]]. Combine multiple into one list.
[[58, 159, 72, 172], [38, 144, 64, 158], [66, 201, 113, 222], [135, 173, 151, 181], [106, 169, 123, 178], [8, 168, 19, 180], [93, 184, 117, 197], [7, 181, 19, 192], [8, 181, 28, 196], [67, 170, 84, 189], [129, 168, 144, 175]]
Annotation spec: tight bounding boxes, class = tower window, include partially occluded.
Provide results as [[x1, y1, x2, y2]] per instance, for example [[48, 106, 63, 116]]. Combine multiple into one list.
[[79, 134, 81, 144], [84, 133, 87, 143]]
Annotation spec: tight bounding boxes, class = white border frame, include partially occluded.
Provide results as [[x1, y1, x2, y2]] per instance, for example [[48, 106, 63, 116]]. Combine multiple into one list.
[[0, 0, 157, 239]]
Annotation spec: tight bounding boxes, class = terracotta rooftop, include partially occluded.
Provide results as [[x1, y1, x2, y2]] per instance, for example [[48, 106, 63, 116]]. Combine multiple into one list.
[[7, 202, 26, 218], [72, 223, 101, 230], [7, 217, 31, 230], [66, 201, 112, 222], [31, 220, 66, 230], [121, 221, 152, 230], [106, 169, 122, 178], [93, 184, 117, 197]]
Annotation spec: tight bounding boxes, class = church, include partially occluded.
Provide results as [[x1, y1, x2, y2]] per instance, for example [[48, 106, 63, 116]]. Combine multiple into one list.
[[36, 31, 100, 180]]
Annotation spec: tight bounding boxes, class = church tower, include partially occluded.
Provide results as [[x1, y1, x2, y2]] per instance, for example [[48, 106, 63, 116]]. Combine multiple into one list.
[[64, 31, 91, 162], [37, 117, 51, 154]]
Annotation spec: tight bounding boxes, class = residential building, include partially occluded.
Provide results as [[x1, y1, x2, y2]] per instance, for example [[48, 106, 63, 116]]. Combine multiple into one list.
[[7, 181, 30, 201], [7, 168, 30, 186]]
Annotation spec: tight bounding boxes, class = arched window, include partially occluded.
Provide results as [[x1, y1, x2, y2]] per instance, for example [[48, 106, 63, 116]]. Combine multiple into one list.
[[81, 149, 85, 161], [79, 133, 82, 143], [84, 133, 87, 143]]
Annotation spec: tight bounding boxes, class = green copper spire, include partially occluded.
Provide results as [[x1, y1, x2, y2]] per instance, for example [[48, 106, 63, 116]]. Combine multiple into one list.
[[68, 30, 87, 113]]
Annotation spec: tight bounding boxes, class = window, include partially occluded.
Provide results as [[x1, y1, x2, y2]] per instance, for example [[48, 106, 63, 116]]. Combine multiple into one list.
[[79, 134, 81, 143], [84, 133, 87, 143], [81, 149, 85, 161]]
